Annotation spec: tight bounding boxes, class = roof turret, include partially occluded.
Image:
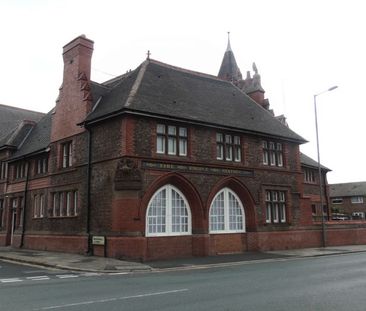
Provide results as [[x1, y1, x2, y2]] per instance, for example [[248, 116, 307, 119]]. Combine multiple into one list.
[[218, 33, 242, 83]]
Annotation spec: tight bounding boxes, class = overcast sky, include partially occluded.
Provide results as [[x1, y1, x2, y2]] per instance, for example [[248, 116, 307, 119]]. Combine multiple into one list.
[[0, 0, 364, 184]]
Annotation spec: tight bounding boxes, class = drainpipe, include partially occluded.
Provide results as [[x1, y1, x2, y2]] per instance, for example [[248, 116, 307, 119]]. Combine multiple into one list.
[[20, 160, 30, 248], [86, 127, 93, 255]]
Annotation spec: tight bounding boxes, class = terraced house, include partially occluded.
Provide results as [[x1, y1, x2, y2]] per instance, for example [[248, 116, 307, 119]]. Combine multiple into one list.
[[1, 35, 364, 260]]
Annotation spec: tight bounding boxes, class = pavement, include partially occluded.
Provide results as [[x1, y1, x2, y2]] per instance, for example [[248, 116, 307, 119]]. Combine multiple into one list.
[[1, 245, 366, 273]]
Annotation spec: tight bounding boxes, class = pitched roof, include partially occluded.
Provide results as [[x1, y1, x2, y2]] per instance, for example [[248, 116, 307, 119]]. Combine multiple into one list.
[[300, 152, 331, 171], [11, 111, 52, 160], [329, 182, 366, 197], [0, 104, 45, 149], [86, 59, 306, 143]]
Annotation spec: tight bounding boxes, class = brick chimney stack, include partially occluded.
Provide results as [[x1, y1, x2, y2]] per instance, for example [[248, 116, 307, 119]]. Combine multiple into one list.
[[51, 35, 94, 142]]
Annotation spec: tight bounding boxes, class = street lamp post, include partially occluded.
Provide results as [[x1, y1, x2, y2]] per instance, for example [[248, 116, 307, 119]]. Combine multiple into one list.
[[314, 86, 338, 247]]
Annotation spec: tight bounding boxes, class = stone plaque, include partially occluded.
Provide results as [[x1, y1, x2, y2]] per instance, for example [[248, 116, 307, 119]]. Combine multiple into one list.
[[114, 158, 142, 190]]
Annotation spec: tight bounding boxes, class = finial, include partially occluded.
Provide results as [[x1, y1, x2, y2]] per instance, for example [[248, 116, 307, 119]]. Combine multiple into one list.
[[252, 62, 258, 74], [226, 32, 232, 52], [146, 50, 151, 60]]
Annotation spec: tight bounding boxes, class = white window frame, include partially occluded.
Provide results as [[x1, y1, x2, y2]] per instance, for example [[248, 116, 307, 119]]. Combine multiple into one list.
[[179, 127, 187, 156], [39, 194, 44, 218], [62, 142, 72, 168], [234, 136, 241, 162], [146, 185, 192, 237], [33, 195, 39, 218], [0, 199, 4, 228], [73, 190, 78, 216], [209, 188, 245, 234], [332, 197, 343, 204], [351, 196, 364, 204], [265, 190, 287, 224], [263, 141, 283, 167]]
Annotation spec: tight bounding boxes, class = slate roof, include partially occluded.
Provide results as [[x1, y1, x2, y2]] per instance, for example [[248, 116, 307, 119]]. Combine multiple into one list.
[[0, 104, 45, 145], [300, 152, 331, 171], [86, 59, 306, 143], [11, 111, 52, 160], [329, 182, 366, 197]]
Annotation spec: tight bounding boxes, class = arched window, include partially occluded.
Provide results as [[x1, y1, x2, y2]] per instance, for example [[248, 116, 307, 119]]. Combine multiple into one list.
[[209, 188, 245, 233], [146, 185, 191, 237]]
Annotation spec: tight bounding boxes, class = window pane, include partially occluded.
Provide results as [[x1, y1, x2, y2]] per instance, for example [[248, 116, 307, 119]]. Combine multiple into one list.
[[210, 192, 225, 231], [73, 191, 78, 216], [273, 204, 279, 223], [226, 145, 232, 161], [179, 138, 187, 156], [147, 189, 167, 234], [266, 203, 272, 223], [168, 126, 176, 135], [60, 193, 64, 216], [270, 151, 276, 166], [280, 203, 286, 222], [277, 152, 283, 167], [234, 146, 241, 162], [34, 195, 39, 218], [157, 136, 165, 153], [66, 192, 71, 216], [171, 189, 188, 233], [234, 136, 240, 145], [225, 135, 232, 144], [157, 124, 165, 134], [216, 133, 223, 143], [217, 144, 223, 160], [228, 192, 243, 230], [179, 127, 187, 137], [168, 137, 177, 155], [263, 150, 269, 165], [40, 194, 44, 217]]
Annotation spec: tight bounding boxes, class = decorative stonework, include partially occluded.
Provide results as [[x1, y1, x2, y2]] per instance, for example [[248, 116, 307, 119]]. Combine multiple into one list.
[[78, 72, 93, 102], [114, 158, 142, 190]]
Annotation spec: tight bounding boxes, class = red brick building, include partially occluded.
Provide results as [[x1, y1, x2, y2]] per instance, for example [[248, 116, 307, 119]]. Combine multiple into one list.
[[1, 35, 366, 261], [330, 182, 366, 220]]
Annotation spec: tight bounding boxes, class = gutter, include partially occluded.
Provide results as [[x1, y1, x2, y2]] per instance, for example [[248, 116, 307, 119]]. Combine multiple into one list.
[[85, 127, 93, 255], [83, 108, 307, 145], [20, 160, 30, 248]]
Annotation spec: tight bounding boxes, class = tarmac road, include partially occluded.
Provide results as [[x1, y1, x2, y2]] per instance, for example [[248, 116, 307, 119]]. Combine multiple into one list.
[[2, 252, 366, 311]]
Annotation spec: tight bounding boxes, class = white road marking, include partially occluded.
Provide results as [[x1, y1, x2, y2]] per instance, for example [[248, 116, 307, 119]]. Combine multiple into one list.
[[108, 272, 129, 275], [0, 278, 22, 283], [81, 272, 101, 277], [55, 275, 78, 279], [26, 276, 50, 281], [33, 288, 189, 310]]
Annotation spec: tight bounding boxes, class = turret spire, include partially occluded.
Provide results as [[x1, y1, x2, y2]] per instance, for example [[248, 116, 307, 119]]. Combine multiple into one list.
[[226, 32, 232, 52], [218, 33, 242, 83]]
